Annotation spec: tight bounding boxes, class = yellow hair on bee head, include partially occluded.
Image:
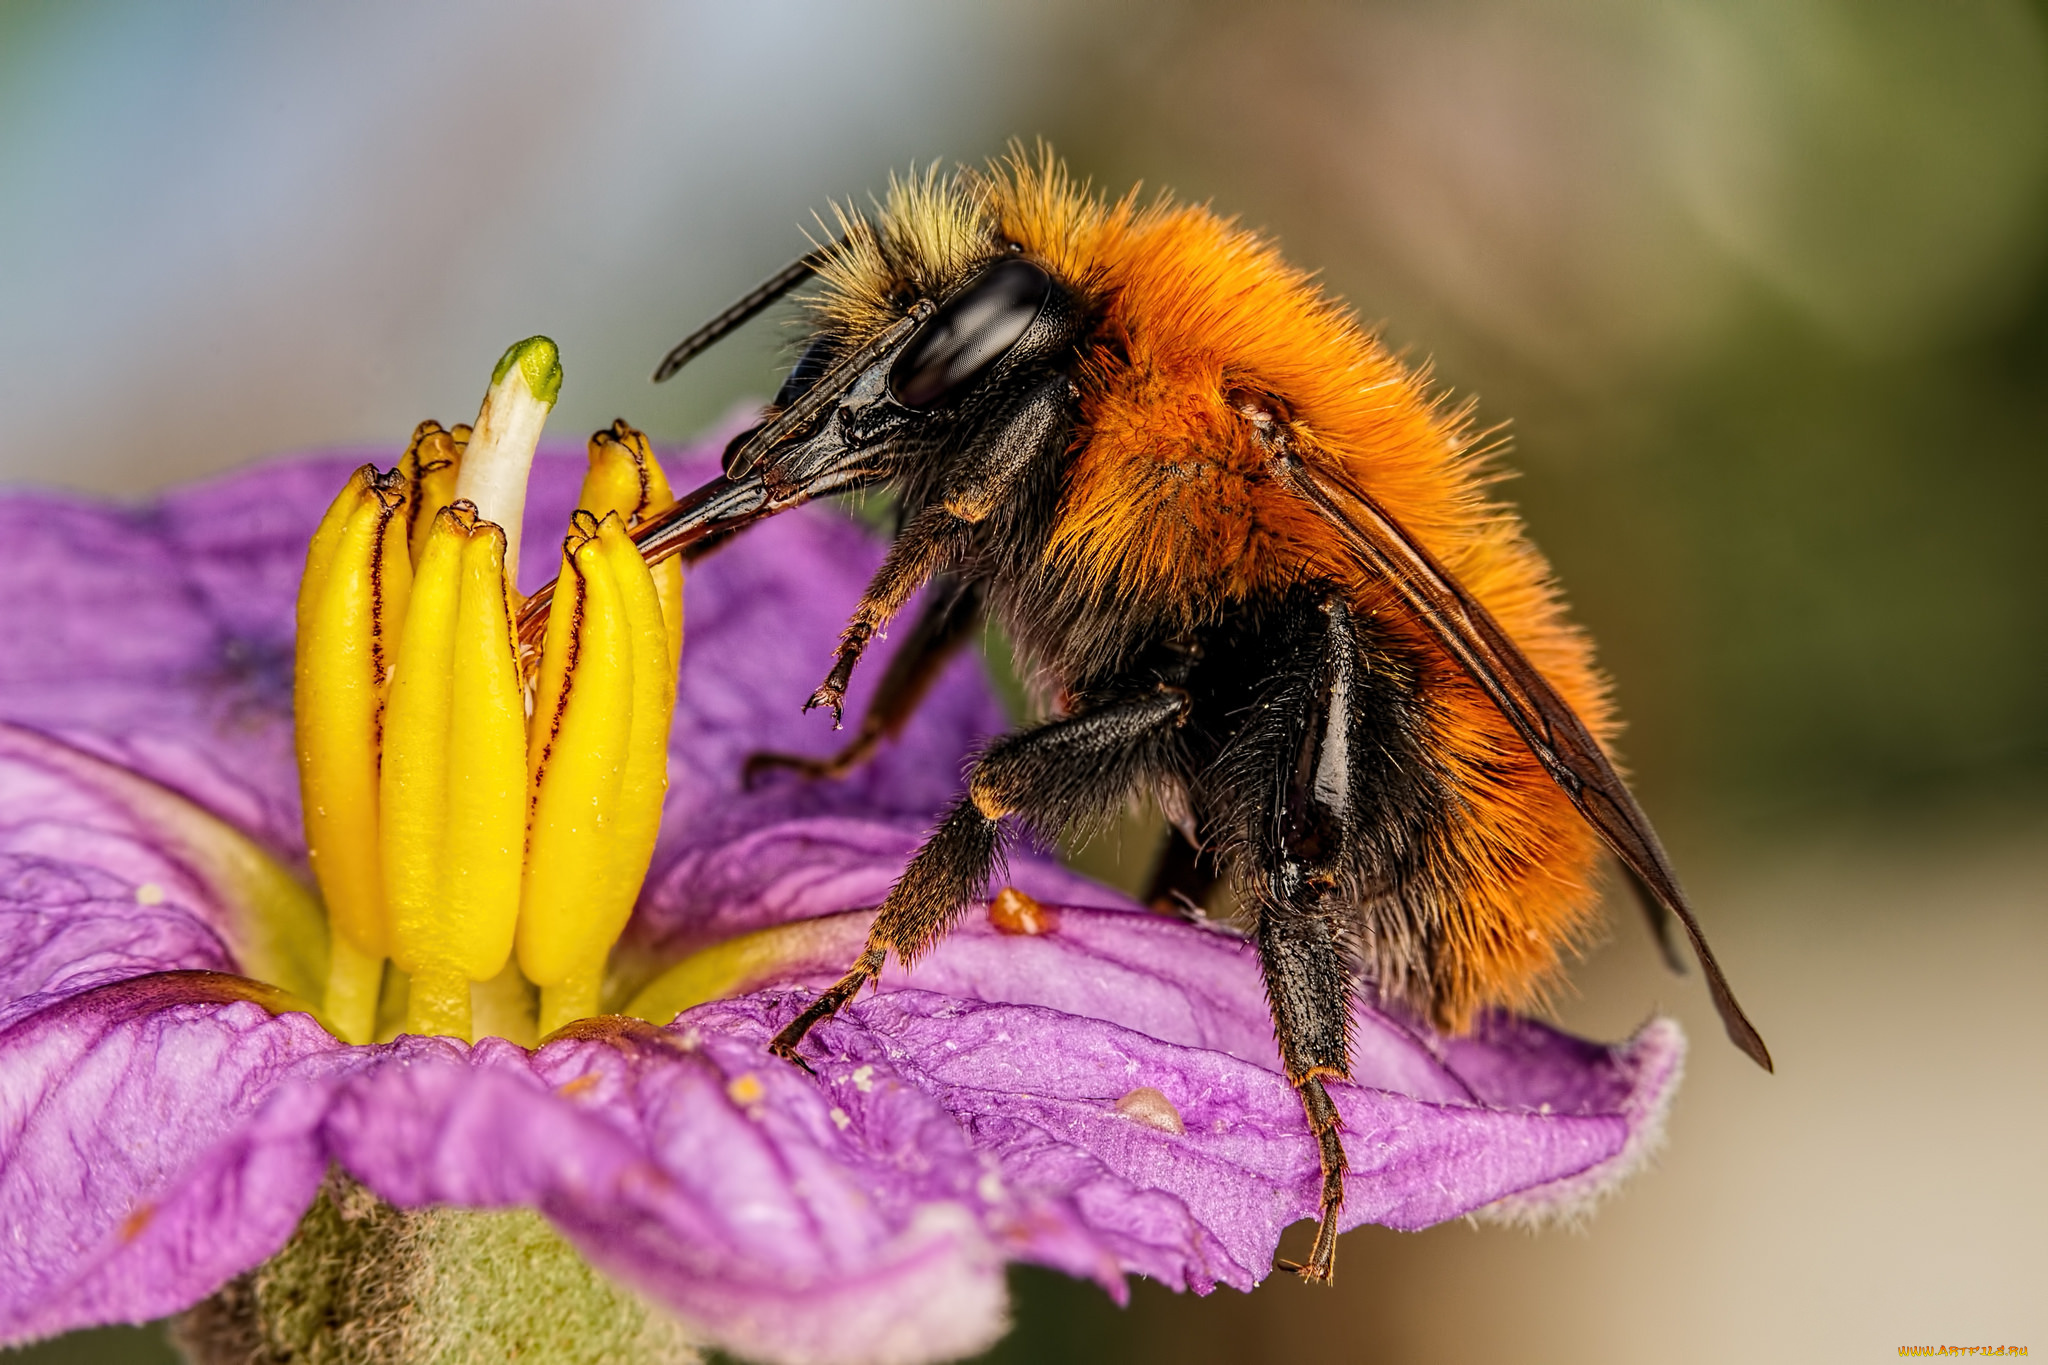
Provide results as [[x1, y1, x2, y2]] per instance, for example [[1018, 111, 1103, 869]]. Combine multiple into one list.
[[810, 162, 996, 339]]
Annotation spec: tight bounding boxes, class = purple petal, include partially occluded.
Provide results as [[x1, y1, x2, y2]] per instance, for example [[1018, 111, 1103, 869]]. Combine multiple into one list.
[[1462, 1016, 1685, 1226], [783, 988, 1641, 1292], [332, 1023, 1016, 1364], [0, 471, 327, 855], [0, 892, 1679, 1360], [0, 981, 1017, 1364], [0, 853, 235, 1033], [634, 897, 1685, 1296], [0, 975, 345, 1342], [0, 448, 1005, 865], [0, 723, 328, 1015], [625, 813, 1135, 970]]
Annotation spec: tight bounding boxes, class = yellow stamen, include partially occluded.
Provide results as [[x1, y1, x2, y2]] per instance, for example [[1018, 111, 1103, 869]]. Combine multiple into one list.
[[381, 504, 526, 1039], [471, 961, 539, 1049], [519, 512, 674, 1035], [399, 421, 466, 567], [326, 935, 388, 1047], [579, 422, 683, 676], [295, 466, 413, 1043], [292, 338, 683, 1047], [520, 514, 632, 1031], [598, 510, 678, 935]]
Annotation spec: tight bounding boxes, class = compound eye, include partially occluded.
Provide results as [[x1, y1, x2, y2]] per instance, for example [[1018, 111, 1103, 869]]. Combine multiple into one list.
[[888, 258, 1051, 409]]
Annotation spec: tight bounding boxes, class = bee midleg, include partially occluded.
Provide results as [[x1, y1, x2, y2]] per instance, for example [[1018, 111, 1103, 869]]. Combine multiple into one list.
[[1224, 590, 1363, 1284], [745, 576, 983, 786], [1145, 826, 1217, 915], [768, 680, 1191, 1063]]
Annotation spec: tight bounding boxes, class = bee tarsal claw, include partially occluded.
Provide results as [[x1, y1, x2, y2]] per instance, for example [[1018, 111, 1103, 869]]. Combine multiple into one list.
[[767, 1040, 818, 1077], [801, 684, 847, 726]]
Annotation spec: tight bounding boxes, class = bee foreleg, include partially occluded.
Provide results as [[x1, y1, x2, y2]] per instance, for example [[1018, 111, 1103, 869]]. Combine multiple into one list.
[[811, 373, 1071, 723], [746, 576, 983, 787], [768, 682, 1190, 1063], [810, 505, 972, 724]]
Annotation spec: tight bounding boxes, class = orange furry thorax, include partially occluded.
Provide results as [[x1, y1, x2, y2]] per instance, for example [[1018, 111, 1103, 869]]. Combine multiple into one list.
[[814, 152, 1623, 1029]]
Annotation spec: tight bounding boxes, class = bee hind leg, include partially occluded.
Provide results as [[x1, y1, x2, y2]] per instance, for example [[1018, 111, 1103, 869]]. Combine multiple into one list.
[[1216, 588, 1365, 1283], [1260, 906, 1355, 1285], [1145, 826, 1218, 916]]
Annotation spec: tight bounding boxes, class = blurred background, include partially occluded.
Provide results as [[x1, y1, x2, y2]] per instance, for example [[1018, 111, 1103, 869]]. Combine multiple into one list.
[[2, 1, 2042, 1361]]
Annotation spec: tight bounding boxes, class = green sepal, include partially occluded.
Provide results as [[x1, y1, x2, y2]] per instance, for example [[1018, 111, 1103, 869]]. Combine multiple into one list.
[[175, 1175, 700, 1365]]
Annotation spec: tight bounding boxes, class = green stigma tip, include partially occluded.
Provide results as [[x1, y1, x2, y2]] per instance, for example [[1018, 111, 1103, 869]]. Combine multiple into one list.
[[492, 337, 563, 406]]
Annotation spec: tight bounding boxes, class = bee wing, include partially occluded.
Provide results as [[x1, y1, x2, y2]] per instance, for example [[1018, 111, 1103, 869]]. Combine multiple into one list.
[[1271, 447, 1772, 1071]]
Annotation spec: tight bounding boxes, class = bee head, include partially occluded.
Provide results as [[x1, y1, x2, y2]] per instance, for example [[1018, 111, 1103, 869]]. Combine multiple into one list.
[[726, 226, 1086, 499]]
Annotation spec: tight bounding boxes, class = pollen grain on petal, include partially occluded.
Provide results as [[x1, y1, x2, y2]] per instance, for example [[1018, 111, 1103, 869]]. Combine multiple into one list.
[[989, 886, 1057, 936], [555, 1072, 602, 1100], [1115, 1085, 1187, 1135], [117, 1203, 155, 1243]]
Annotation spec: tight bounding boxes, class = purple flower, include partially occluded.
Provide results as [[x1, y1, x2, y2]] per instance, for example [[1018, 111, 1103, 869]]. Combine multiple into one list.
[[0, 444, 1684, 1364]]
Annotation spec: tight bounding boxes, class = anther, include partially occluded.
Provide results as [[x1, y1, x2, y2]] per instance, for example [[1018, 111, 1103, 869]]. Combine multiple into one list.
[[381, 504, 526, 1040], [294, 340, 682, 1048], [519, 512, 675, 1035], [296, 465, 413, 1043]]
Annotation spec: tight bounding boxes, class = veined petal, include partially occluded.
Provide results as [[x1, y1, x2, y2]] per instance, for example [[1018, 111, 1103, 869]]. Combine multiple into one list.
[[0, 979, 1017, 1365], [0, 723, 326, 1008], [627, 892, 1680, 1294], [772, 988, 1658, 1294], [0, 976, 344, 1345], [0, 456, 375, 858]]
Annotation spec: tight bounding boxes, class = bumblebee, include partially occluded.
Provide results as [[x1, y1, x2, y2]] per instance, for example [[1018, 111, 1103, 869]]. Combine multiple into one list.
[[529, 147, 1770, 1282]]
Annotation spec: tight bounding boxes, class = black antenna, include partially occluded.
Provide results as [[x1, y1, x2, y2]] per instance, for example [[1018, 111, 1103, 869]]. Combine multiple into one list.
[[651, 236, 848, 383]]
